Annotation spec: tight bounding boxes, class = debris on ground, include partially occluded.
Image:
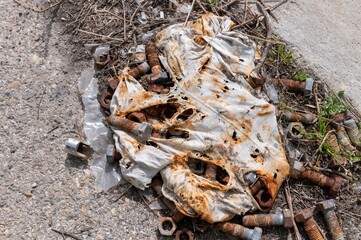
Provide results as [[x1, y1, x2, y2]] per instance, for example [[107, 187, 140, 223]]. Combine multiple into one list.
[[47, 0, 361, 239]]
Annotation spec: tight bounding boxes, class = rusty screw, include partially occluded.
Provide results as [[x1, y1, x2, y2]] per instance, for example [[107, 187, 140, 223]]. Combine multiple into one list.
[[316, 199, 344, 240], [158, 217, 177, 236], [128, 62, 150, 79], [336, 125, 356, 152], [145, 42, 162, 74], [281, 110, 317, 124], [290, 161, 345, 196], [175, 228, 194, 240], [242, 209, 293, 229], [295, 208, 325, 240], [216, 222, 262, 240], [272, 78, 314, 96], [106, 115, 152, 141]]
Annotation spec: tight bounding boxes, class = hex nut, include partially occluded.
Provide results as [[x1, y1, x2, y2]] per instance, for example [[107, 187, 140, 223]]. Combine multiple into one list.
[[282, 209, 293, 229], [303, 78, 314, 96], [175, 228, 194, 240], [158, 217, 177, 236], [294, 208, 314, 223], [329, 176, 345, 196], [316, 199, 336, 212]]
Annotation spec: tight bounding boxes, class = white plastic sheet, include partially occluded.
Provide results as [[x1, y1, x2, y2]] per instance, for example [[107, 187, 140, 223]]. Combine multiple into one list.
[[110, 13, 289, 222]]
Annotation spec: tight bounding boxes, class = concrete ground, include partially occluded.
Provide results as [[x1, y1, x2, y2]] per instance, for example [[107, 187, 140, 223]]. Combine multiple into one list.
[[274, 0, 361, 111]]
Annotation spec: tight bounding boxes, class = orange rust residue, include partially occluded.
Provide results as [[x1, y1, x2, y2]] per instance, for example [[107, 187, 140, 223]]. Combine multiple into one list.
[[255, 155, 265, 164], [262, 124, 271, 133], [257, 104, 274, 116]]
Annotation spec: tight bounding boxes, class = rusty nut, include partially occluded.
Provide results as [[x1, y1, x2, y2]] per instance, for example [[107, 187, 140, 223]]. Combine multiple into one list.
[[282, 209, 293, 229], [175, 228, 194, 240], [158, 217, 177, 236], [329, 176, 345, 196], [294, 208, 313, 223]]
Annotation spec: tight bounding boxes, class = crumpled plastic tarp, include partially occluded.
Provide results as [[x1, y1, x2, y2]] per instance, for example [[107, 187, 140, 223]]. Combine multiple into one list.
[[109, 13, 289, 223]]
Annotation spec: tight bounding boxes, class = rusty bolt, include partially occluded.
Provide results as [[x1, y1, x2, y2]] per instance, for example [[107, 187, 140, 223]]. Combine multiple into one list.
[[158, 217, 177, 236], [175, 228, 194, 240], [145, 42, 162, 74], [281, 110, 317, 124], [106, 115, 152, 141], [290, 161, 345, 196], [295, 208, 325, 240], [344, 118, 361, 147], [216, 222, 262, 240], [128, 62, 150, 79], [99, 91, 112, 110], [242, 209, 293, 229], [286, 122, 305, 139], [316, 200, 344, 240], [272, 78, 313, 96], [336, 125, 356, 152]]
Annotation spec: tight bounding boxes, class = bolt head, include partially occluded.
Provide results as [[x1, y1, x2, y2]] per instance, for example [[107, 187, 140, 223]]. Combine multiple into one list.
[[294, 208, 313, 223], [251, 227, 263, 240], [158, 217, 177, 236], [329, 176, 345, 196], [245, 172, 258, 186], [290, 161, 304, 179], [316, 199, 336, 212], [136, 122, 152, 141], [282, 209, 293, 229], [303, 78, 314, 96]]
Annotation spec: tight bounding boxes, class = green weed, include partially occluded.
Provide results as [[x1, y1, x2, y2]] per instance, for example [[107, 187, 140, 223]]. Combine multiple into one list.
[[321, 92, 350, 117], [270, 44, 295, 66], [294, 69, 311, 81]]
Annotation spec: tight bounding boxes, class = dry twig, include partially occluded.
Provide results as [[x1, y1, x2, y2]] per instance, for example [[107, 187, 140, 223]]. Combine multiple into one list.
[[284, 182, 302, 240], [51, 228, 82, 240]]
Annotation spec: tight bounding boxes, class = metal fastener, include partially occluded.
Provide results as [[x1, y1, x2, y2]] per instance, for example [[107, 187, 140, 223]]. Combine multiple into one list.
[[107, 77, 119, 91], [245, 172, 258, 186], [316, 199, 344, 240], [249, 178, 275, 212], [304, 78, 314, 96], [295, 208, 325, 240], [99, 91, 112, 110], [344, 118, 361, 147], [175, 228, 194, 240], [281, 110, 317, 124], [272, 78, 313, 96], [290, 161, 345, 196], [106, 115, 152, 141], [242, 208, 293, 229], [216, 222, 262, 240], [336, 125, 356, 152], [64, 138, 93, 159], [145, 42, 162, 74], [158, 217, 177, 236], [128, 62, 150, 79]]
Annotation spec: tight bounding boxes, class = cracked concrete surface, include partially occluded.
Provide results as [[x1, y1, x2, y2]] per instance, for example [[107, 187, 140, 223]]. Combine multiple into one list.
[[274, 0, 361, 111]]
